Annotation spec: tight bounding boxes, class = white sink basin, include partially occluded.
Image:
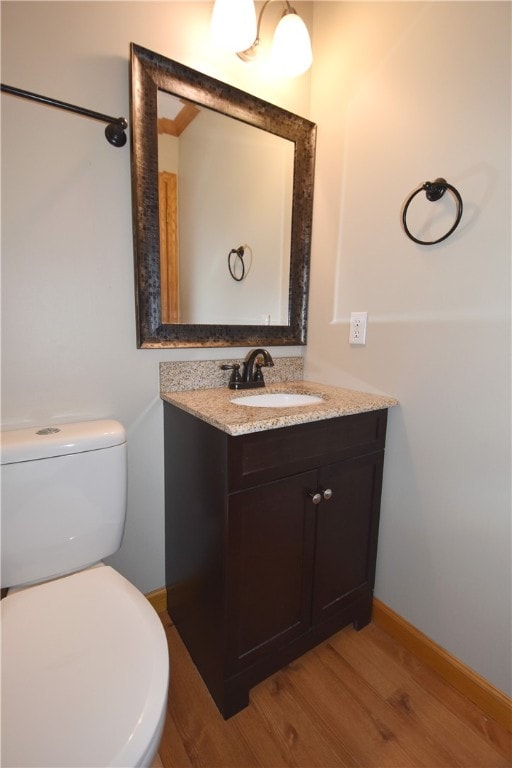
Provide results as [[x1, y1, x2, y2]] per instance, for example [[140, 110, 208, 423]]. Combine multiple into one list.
[[231, 393, 324, 408]]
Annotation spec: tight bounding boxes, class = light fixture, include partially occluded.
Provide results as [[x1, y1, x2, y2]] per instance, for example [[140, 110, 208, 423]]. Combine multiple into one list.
[[269, 4, 312, 77], [211, 0, 313, 78], [211, 0, 257, 54]]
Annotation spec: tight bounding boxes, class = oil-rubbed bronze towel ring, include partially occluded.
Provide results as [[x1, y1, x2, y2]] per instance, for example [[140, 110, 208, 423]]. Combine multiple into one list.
[[228, 246, 247, 281], [228, 245, 253, 281], [402, 178, 463, 245]]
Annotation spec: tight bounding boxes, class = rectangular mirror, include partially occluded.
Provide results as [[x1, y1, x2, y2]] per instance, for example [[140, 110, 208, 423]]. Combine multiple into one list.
[[130, 43, 316, 348]]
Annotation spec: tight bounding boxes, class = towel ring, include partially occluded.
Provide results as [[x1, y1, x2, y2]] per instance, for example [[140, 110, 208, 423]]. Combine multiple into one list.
[[402, 178, 463, 245], [228, 246, 247, 281]]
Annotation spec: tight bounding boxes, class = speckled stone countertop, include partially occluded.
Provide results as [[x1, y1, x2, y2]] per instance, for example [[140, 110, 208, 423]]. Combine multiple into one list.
[[161, 380, 398, 436]]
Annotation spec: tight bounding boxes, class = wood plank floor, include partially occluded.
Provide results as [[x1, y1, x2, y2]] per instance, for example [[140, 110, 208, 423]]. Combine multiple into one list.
[[156, 612, 511, 768]]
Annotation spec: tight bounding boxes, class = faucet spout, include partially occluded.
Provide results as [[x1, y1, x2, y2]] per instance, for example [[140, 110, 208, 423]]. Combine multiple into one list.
[[242, 348, 274, 386]]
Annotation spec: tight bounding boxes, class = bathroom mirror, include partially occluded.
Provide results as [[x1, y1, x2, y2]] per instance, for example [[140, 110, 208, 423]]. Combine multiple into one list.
[[130, 43, 316, 348]]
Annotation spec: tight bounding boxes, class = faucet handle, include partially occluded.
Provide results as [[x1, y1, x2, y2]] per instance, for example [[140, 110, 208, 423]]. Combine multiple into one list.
[[221, 363, 242, 388]]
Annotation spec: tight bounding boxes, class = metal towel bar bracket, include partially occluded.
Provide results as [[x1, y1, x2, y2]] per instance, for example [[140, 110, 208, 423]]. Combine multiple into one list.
[[1, 83, 128, 147]]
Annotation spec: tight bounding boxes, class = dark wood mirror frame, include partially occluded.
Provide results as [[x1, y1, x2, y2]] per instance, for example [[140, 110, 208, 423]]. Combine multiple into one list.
[[130, 43, 316, 348]]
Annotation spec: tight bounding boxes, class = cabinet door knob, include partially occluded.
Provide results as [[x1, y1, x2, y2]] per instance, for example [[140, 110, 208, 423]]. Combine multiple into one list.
[[308, 491, 322, 505], [323, 488, 333, 501]]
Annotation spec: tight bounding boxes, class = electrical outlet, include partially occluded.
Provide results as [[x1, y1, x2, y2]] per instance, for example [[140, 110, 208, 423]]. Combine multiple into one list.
[[349, 311, 368, 345]]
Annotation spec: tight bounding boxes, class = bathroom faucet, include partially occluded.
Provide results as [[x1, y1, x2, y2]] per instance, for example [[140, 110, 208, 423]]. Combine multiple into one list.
[[221, 348, 274, 389], [241, 348, 274, 387]]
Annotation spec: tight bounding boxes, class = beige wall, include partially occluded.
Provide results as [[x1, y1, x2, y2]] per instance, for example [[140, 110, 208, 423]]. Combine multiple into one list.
[[307, 2, 511, 696], [2, 1, 510, 697], [1, 0, 310, 595]]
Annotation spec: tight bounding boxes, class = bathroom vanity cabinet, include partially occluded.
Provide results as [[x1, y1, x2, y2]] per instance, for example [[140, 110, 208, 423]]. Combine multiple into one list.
[[163, 401, 388, 718]]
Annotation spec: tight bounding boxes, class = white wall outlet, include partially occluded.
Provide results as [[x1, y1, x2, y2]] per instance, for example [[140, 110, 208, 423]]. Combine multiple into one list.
[[349, 311, 368, 345]]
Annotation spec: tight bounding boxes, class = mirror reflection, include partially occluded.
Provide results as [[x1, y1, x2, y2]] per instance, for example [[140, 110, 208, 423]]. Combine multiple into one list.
[[157, 91, 294, 326]]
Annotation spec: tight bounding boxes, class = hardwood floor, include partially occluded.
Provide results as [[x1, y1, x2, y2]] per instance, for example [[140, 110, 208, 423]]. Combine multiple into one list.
[[156, 612, 511, 767]]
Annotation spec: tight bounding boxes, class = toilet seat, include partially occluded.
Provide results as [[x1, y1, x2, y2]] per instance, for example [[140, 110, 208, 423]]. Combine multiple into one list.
[[1, 565, 169, 768]]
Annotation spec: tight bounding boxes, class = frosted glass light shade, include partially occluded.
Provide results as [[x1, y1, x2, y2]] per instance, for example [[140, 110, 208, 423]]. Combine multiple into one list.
[[271, 10, 312, 77], [211, 0, 257, 54]]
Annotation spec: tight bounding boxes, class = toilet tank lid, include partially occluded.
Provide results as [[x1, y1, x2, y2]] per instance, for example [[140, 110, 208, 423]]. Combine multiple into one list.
[[0, 420, 126, 465]]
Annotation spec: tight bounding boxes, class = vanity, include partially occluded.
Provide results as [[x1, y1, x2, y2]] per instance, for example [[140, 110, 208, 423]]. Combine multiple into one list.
[[133, 44, 397, 719], [162, 379, 397, 718]]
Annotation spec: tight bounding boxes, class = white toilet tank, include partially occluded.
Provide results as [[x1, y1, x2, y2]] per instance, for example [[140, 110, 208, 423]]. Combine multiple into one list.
[[1, 420, 127, 589]]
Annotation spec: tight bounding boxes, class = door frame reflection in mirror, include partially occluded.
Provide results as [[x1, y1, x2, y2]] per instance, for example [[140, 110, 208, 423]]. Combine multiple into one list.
[[158, 171, 179, 324], [130, 43, 316, 348]]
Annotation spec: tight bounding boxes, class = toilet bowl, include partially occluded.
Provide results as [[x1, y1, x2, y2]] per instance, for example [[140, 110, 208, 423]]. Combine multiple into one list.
[[0, 420, 170, 767], [2, 565, 169, 768]]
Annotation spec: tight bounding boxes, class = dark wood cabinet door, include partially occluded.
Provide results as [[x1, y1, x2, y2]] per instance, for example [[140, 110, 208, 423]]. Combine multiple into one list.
[[226, 470, 317, 673], [312, 452, 384, 625]]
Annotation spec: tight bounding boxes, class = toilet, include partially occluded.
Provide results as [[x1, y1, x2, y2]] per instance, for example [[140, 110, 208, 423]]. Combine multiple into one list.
[[0, 420, 169, 768]]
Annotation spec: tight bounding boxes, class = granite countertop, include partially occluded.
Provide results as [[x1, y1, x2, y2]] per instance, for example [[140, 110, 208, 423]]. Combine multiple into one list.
[[161, 380, 398, 436]]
